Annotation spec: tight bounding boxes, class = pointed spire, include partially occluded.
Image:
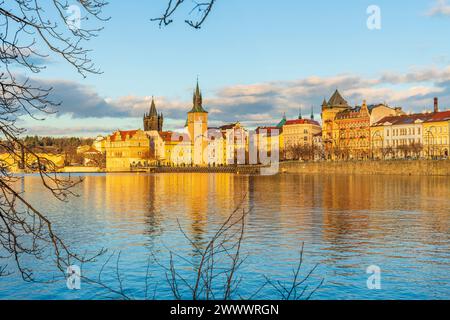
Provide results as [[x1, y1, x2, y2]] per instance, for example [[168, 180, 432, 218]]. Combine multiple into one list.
[[189, 78, 207, 113], [298, 106, 302, 120], [196, 76, 201, 96], [149, 96, 157, 116], [311, 106, 314, 120]]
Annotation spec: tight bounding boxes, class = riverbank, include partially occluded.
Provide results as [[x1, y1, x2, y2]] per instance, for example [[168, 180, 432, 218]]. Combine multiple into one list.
[[12, 160, 450, 176], [280, 159, 450, 176]]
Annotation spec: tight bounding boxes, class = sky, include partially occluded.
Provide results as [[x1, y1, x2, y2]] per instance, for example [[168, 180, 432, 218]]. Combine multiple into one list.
[[10, 0, 450, 136]]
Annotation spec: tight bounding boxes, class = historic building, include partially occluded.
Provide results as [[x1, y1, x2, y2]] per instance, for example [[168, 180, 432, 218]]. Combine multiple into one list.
[[255, 126, 282, 163], [333, 101, 372, 160], [369, 98, 449, 159], [371, 112, 431, 159], [186, 81, 209, 166], [321, 90, 404, 160], [217, 122, 248, 165], [321, 90, 351, 158], [105, 129, 151, 171], [206, 128, 227, 166], [423, 109, 450, 158], [143, 97, 164, 131], [282, 115, 321, 160]]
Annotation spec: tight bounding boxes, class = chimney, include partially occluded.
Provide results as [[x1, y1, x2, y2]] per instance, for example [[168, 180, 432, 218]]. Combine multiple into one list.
[[434, 97, 439, 113]]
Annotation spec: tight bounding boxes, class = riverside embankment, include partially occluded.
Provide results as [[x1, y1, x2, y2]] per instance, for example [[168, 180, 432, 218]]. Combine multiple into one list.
[[280, 160, 450, 176], [15, 160, 450, 176]]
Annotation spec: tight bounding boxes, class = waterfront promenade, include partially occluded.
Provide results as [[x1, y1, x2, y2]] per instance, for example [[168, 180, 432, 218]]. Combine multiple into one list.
[[55, 159, 450, 176]]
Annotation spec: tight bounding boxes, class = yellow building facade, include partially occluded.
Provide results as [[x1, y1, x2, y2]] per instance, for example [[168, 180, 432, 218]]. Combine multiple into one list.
[[105, 129, 151, 171], [321, 90, 352, 159], [423, 110, 450, 158], [282, 118, 321, 160]]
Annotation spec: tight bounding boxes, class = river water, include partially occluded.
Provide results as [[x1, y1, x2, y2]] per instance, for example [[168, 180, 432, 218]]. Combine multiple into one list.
[[1, 173, 449, 300]]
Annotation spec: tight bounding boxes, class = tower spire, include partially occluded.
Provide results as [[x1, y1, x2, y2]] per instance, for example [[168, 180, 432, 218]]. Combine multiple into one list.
[[149, 96, 157, 116], [144, 96, 163, 131], [311, 106, 314, 120], [298, 106, 302, 120], [188, 78, 207, 113]]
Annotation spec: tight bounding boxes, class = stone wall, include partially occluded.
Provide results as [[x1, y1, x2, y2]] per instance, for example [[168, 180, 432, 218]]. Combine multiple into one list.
[[63, 166, 102, 173], [280, 160, 450, 176]]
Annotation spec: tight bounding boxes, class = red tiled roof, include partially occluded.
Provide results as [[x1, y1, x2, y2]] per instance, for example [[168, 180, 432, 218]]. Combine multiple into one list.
[[159, 131, 190, 143], [284, 119, 320, 126], [110, 130, 138, 142], [373, 113, 433, 126], [425, 110, 450, 123], [159, 131, 174, 142]]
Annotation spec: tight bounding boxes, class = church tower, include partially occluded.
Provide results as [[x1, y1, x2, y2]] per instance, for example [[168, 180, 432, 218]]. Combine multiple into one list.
[[143, 97, 163, 131], [187, 79, 208, 165]]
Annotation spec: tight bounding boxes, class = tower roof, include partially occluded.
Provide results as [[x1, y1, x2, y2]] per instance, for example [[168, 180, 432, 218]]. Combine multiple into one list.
[[149, 96, 157, 116], [188, 79, 208, 113], [276, 114, 287, 128], [327, 89, 349, 108]]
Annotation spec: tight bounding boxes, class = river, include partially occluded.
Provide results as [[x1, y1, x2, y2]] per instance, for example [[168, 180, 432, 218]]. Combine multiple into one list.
[[1, 173, 449, 299]]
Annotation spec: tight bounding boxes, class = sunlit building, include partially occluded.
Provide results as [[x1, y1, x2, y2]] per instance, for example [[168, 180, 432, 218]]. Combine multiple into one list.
[[105, 129, 151, 171], [255, 126, 282, 163], [371, 114, 426, 159], [423, 99, 450, 158], [321, 90, 351, 159], [322, 89, 403, 160], [282, 110, 321, 160]]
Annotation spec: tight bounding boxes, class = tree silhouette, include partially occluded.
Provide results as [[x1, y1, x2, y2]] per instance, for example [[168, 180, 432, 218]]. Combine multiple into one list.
[[0, 0, 107, 280], [152, 0, 216, 29]]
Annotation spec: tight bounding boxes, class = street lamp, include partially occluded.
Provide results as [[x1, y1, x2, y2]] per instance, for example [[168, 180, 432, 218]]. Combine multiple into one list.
[[426, 127, 436, 160], [371, 131, 383, 160]]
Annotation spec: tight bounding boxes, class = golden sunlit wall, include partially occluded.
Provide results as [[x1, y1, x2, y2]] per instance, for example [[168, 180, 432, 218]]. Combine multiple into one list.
[[423, 121, 450, 157], [105, 130, 151, 172]]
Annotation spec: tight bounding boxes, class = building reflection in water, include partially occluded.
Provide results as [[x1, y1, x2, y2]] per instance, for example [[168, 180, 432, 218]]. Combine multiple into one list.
[[20, 173, 450, 249], [73, 173, 450, 247], [15, 172, 450, 300]]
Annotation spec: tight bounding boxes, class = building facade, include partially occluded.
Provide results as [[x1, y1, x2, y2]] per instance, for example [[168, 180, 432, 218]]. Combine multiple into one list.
[[282, 118, 321, 160], [186, 81, 209, 166], [105, 129, 151, 171], [322, 90, 404, 160], [423, 110, 450, 158], [321, 90, 351, 159]]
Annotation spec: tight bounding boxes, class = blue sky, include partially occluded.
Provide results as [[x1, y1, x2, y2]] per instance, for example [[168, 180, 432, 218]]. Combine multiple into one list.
[[13, 0, 450, 136]]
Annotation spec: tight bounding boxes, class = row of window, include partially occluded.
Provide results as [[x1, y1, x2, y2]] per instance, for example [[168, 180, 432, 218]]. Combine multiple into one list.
[[387, 127, 421, 137]]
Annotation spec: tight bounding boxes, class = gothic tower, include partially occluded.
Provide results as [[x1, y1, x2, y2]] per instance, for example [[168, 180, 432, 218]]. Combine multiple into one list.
[[143, 97, 163, 131], [187, 79, 208, 165]]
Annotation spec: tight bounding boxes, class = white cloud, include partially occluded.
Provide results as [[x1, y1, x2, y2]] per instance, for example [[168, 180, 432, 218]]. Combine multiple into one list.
[[427, 0, 450, 16], [21, 64, 450, 136]]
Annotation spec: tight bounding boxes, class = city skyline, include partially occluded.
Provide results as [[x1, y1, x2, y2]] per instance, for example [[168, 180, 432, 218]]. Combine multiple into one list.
[[13, 0, 450, 137]]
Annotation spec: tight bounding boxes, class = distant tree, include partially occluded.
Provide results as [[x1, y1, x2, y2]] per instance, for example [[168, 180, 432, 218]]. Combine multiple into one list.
[[83, 151, 106, 168], [286, 144, 313, 161], [397, 144, 411, 159], [410, 142, 423, 159], [0, 0, 107, 280]]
